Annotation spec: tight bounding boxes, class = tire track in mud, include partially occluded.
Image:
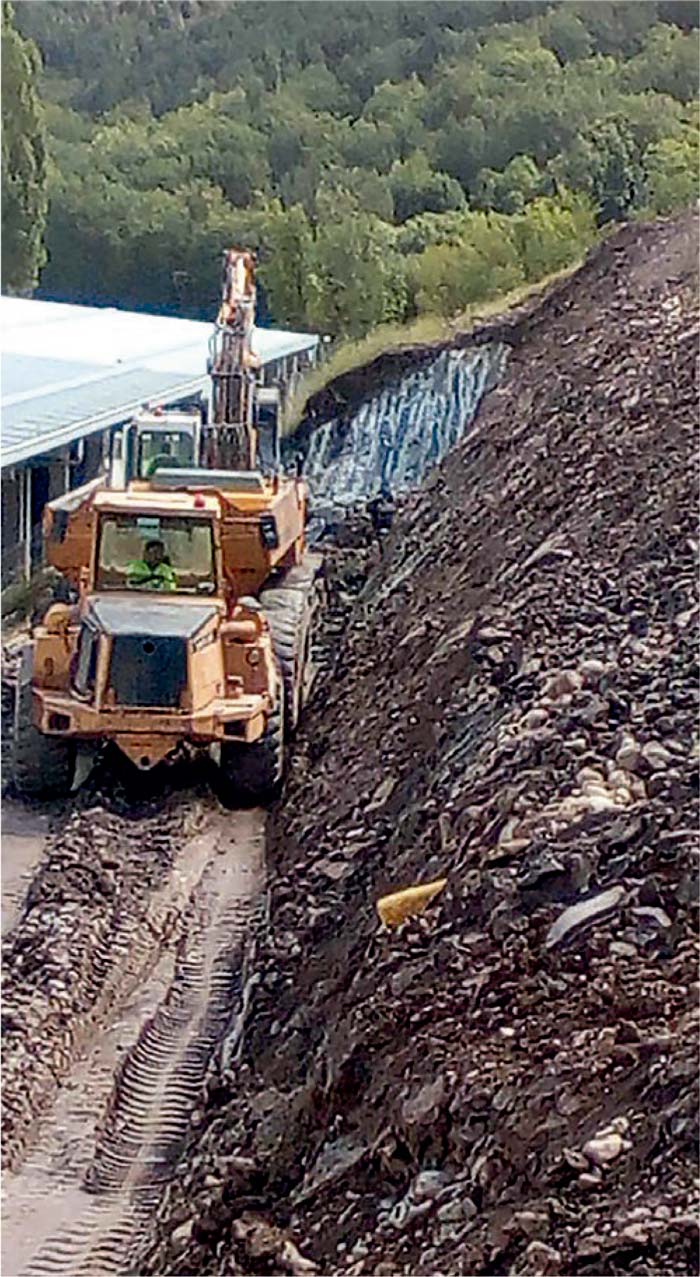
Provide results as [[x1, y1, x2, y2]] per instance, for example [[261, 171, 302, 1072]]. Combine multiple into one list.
[[2, 808, 265, 1277]]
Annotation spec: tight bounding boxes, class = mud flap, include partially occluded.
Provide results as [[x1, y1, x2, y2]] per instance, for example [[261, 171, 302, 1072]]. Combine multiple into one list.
[[71, 746, 96, 792]]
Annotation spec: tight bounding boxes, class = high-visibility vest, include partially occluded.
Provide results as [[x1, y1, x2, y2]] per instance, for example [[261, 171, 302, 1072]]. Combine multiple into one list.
[[126, 560, 177, 591]]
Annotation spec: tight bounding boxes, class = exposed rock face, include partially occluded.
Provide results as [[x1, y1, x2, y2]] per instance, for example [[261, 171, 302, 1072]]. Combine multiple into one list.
[[296, 343, 507, 513], [137, 211, 699, 1277]]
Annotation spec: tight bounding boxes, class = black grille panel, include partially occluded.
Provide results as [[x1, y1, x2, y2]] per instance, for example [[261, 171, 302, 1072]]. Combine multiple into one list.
[[110, 636, 187, 708]]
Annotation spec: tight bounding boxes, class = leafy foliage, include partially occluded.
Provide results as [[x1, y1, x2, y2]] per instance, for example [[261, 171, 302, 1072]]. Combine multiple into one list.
[[6, 0, 699, 335], [1, 2, 48, 292]]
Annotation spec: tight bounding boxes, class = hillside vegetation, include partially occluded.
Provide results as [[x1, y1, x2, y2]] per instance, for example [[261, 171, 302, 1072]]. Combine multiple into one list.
[[6, 1, 700, 334]]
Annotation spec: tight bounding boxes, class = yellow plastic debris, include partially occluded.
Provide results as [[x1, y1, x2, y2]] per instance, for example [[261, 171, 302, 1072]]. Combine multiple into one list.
[[376, 878, 447, 929]]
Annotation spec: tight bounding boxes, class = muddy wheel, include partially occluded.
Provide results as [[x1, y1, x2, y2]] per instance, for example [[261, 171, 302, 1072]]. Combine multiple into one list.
[[221, 684, 285, 805], [12, 650, 76, 798], [260, 586, 312, 738]]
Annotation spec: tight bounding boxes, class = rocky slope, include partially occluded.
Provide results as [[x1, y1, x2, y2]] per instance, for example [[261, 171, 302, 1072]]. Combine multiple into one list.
[[138, 210, 699, 1277]]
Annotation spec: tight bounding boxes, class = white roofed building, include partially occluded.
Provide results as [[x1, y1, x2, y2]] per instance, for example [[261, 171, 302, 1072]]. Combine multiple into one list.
[[0, 297, 318, 582]]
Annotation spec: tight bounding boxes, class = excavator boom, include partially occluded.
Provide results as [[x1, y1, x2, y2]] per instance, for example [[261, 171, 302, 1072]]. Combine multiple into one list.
[[204, 248, 261, 471]]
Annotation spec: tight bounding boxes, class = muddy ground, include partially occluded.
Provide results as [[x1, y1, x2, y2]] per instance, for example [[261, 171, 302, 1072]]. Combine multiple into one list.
[[136, 211, 699, 1277]]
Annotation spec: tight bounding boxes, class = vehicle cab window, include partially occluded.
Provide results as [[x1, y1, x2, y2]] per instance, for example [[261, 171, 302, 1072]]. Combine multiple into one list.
[[95, 514, 217, 595], [137, 432, 194, 478]]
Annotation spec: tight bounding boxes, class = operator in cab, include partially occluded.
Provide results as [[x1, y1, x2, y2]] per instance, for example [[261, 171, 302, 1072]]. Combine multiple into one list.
[[127, 539, 177, 591], [145, 440, 181, 478]]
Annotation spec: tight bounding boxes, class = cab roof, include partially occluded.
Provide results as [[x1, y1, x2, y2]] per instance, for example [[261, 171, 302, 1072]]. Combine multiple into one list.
[[93, 488, 220, 516]]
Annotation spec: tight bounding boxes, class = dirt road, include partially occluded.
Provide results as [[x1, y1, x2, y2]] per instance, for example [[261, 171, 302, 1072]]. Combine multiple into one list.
[[1, 804, 265, 1277]]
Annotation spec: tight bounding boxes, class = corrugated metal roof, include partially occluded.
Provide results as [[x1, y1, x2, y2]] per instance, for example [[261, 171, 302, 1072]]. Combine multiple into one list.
[[1, 297, 318, 468]]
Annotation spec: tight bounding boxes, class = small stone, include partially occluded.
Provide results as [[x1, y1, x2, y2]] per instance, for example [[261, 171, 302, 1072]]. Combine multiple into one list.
[[521, 1240, 562, 1274], [562, 1147, 588, 1171], [632, 905, 672, 930], [577, 766, 606, 786], [583, 1132, 624, 1165], [314, 858, 350, 881], [522, 708, 549, 731], [436, 1199, 464, 1224], [546, 886, 626, 949], [609, 941, 638, 959], [513, 1210, 549, 1240], [544, 670, 583, 699], [641, 741, 672, 771], [580, 658, 606, 683], [170, 1219, 194, 1245], [616, 736, 642, 771], [619, 1223, 649, 1246], [411, 1170, 450, 1202], [578, 1172, 603, 1189]]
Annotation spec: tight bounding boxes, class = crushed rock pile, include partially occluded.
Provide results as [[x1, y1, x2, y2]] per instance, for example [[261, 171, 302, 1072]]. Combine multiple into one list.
[[140, 209, 697, 1277], [1, 765, 206, 1170]]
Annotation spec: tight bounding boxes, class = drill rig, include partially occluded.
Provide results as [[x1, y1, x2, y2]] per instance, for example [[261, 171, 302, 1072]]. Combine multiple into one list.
[[13, 250, 318, 803], [203, 248, 261, 471], [108, 250, 280, 487]]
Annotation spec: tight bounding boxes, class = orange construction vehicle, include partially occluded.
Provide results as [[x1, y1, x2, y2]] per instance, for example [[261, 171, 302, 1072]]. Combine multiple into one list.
[[12, 251, 319, 803]]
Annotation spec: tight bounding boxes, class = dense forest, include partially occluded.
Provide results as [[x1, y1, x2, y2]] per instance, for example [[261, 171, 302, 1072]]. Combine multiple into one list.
[[3, 1, 699, 336]]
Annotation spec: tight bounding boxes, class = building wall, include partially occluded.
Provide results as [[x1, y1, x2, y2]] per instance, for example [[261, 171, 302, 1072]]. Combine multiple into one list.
[[1, 432, 109, 588]]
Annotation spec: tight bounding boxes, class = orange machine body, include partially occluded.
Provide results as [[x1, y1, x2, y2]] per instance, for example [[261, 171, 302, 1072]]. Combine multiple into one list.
[[33, 472, 308, 770]]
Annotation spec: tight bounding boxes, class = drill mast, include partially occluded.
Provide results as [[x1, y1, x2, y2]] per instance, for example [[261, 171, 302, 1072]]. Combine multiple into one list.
[[203, 248, 262, 470]]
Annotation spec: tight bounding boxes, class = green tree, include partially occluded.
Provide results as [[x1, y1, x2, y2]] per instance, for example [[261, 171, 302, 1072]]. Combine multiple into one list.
[[410, 214, 525, 317], [513, 191, 597, 281], [617, 90, 685, 151], [540, 8, 593, 63], [306, 196, 407, 337], [1, 1, 48, 293], [395, 210, 471, 255], [474, 154, 548, 214], [551, 119, 645, 222], [362, 76, 427, 159], [389, 150, 465, 223], [340, 118, 396, 173], [434, 117, 486, 188], [258, 201, 312, 328], [574, 2, 659, 58], [642, 129, 699, 213], [269, 122, 304, 182], [321, 167, 394, 221], [623, 22, 700, 102]]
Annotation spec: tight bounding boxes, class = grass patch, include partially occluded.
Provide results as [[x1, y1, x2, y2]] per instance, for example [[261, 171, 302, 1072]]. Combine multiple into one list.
[[282, 257, 584, 436]]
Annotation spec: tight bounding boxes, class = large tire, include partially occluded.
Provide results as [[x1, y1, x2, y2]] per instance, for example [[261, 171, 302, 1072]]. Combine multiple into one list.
[[12, 650, 76, 799], [260, 584, 313, 738], [221, 685, 284, 805]]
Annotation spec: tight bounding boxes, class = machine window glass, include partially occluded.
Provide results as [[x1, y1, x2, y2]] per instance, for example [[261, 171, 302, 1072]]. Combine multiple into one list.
[[138, 432, 194, 478], [96, 516, 216, 594], [73, 624, 98, 696]]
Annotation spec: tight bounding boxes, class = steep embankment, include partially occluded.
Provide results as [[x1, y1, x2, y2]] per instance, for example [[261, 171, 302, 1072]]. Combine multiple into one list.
[[140, 210, 699, 1277]]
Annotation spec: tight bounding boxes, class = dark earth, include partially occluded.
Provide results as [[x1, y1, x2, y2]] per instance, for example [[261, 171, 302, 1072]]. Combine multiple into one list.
[[131, 210, 700, 1276]]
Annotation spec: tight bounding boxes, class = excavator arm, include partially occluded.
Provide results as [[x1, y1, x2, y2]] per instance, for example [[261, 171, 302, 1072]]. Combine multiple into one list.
[[204, 248, 262, 471]]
